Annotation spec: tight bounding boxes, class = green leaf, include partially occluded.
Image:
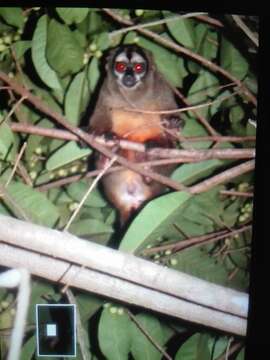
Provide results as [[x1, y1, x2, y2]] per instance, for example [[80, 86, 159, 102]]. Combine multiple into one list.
[[46, 19, 84, 77], [137, 36, 187, 87], [230, 105, 246, 136], [0, 122, 15, 161], [119, 192, 192, 253], [56, 8, 89, 24], [98, 307, 132, 360], [12, 40, 31, 59], [76, 292, 103, 322], [172, 159, 224, 185], [5, 181, 60, 227], [164, 12, 195, 48], [236, 348, 245, 360], [69, 219, 113, 237], [65, 70, 91, 125], [220, 37, 249, 80], [46, 141, 91, 171], [188, 24, 218, 73], [176, 333, 211, 360], [31, 15, 62, 90], [221, 199, 241, 227], [181, 118, 212, 149], [130, 314, 165, 360], [95, 32, 110, 51], [207, 336, 229, 359], [67, 180, 107, 208], [188, 71, 219, 117], [88, 57, 100, 92], [0, 8, 24, 28], [229, 105, 244, 123], [20, 335, 36, 360]]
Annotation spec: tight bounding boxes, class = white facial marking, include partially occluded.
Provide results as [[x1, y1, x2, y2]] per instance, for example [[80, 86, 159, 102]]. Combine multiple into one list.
[[131, 53, 145, 63], [115, 53, 129, 63]]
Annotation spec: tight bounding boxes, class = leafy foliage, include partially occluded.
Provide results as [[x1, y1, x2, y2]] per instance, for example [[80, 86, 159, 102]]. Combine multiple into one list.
[[0, 7, 257, 359]]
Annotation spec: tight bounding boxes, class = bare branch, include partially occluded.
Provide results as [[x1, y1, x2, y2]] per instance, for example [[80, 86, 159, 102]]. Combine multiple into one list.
[[0, 215, 248, 336]]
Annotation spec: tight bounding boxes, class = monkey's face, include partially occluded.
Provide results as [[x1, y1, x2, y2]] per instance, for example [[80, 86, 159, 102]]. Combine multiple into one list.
[[111, 46, 148, 89]]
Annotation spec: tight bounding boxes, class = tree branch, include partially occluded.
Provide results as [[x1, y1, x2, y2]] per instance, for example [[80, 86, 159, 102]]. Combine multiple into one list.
[[10, 122, 255, 160], [0, 215, 248, 336]]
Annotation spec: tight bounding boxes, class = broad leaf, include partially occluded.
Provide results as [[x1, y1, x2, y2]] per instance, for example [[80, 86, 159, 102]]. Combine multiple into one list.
[[98, 307, 132, 360], [32, 15, 62, 90], [5, 181, 59, 227], [12, 40, 31, 59], [56, 8, 89, 24], [137, 36, 187, 87], [220, 37, 249, 80], [67, 180, 107, 208], [164, 11, 195, 48], [0, 7, 24, 28], [46, 19, 84, 77], [120, 192, 192, 253], [176, 334, 211, 360], [172, 159, 223, 185], [130, 314, 165, 360], [65, 70, 91, 125], [46, 141, 91, 171], [0, 122, 16, 161]]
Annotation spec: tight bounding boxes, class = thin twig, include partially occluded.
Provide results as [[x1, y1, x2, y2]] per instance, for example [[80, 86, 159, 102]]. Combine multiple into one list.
[[220, 190, 253, 198], [5, 142, 27, 187], [0, 95, 27, 125], [126, 310, 172, 360], [64, 156, 117, 231], [10, 122, 256, 145], [35, 151, 254, 192], [231, 15, 259, 47], [194, 14, 224, 28], [124, 90, 239, 115], [216, 342, 243, 360], [189, 160, 255, 194], [142, 224, 251, 255], [110, 12, 207, 38]]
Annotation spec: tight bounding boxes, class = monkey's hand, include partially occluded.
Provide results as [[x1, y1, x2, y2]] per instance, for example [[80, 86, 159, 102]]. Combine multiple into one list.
[[161, 115, 184, 131]]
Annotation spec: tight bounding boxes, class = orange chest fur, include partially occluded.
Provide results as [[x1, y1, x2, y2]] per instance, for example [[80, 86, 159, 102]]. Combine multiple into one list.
[[111, 108, 163, 142]]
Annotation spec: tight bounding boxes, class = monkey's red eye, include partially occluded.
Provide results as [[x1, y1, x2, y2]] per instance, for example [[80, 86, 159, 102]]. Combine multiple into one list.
[[134, 63, 144, 73], [115, 62, 127, 73]]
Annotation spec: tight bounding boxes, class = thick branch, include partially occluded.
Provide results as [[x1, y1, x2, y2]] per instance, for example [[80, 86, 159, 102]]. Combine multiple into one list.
[[0, 214, 248, 321], [0, 243, 246, 336], [0, 215, 248, 335]]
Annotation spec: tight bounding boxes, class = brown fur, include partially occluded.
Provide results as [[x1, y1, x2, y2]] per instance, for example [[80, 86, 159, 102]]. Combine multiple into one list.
[[89, 46, 182, 225]]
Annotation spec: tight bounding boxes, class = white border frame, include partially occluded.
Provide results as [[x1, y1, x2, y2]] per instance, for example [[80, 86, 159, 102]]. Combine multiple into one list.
[[35, 304, 76, 357]]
